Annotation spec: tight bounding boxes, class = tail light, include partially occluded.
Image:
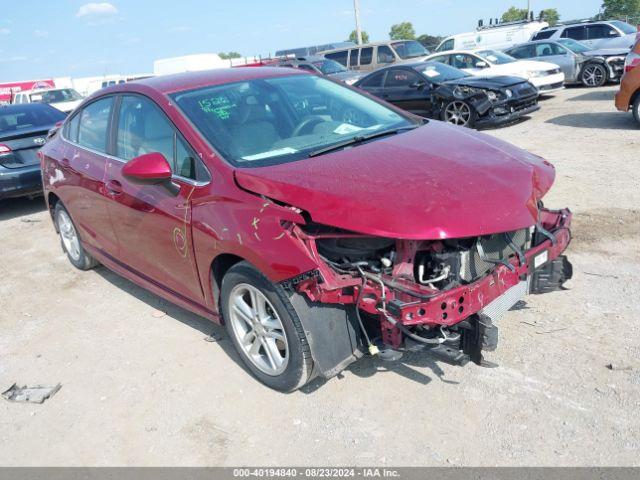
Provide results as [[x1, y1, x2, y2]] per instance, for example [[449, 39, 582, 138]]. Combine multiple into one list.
[[0, 144, 12, 155], [624, 52, 640, 73]]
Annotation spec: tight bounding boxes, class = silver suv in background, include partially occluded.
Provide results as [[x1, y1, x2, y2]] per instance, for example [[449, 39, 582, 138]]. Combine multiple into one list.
[[505, 39, 627, 87], [320, 40, 430, 72], [531, 20, 637, 51]]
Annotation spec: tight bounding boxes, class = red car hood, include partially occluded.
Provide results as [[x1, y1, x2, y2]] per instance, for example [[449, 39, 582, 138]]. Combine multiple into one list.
[[234, 121, 555, 239]]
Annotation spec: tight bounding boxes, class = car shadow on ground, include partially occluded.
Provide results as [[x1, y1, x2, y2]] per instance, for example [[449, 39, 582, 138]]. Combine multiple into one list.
[[568, 90, 616, 102], [546, 111, 636, 130], [93, 266, 249, 369], [0, 196, 47, 222]]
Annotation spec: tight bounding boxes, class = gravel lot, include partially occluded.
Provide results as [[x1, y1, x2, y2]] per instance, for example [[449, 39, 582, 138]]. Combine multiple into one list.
[[1, 85, 639, 466]]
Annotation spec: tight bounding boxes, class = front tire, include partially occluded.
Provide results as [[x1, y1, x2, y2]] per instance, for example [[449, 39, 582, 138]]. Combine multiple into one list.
[[581, 63, 607, 88], [221, 261, 313, 392], [54, 202, 98, 270], [442, 100, 476, 128], [633, 94, 640, 127]]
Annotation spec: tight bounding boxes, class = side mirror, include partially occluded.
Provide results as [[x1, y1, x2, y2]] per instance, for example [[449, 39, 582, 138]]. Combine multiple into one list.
[[122, 152, 179, 195], [410, 80, 428, 89], [609, 30, 620, 37], [475, 61, 489, 68]]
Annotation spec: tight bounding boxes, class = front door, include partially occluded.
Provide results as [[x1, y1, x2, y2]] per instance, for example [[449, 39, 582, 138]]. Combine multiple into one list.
[[382, 68, 432, 117], [104, 94, 208, 303]]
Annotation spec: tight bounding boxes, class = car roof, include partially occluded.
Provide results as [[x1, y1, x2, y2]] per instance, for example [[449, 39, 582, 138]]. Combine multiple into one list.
[[15, 87, 69, 95], [124, 67, 309, 95], [320, 39, 416, 53]]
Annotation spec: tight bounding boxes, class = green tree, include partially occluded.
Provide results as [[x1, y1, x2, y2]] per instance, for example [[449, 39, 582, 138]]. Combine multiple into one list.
[[601, 0, 640, 20], [501, 6, 528, 22], [348, 29, 370, 44], [416, 34, 444, 49], [219, 51, 242, 59], [538, 8, 560, 26], [389, 22, 416, 40]]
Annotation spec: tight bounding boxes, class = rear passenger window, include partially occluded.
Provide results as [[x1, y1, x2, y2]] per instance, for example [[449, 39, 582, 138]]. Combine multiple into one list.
[[377, 45, 395, 64], [359, 71, 385, 88], [325, 50, 348, 66], [535, 43, 563, 56], [116, 95, 206, 181], [562, 26, 586, 41], [360, 47, 373, 65], [507, 45, 533, 58], [384, 69, 421, 87], [77, 97, 113, 153], [349, 49, 359, 67], [429, 55, 450, 65]]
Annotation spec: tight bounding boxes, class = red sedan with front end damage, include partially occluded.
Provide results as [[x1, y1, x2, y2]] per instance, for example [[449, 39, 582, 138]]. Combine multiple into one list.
[[40, 68, 572, 391]]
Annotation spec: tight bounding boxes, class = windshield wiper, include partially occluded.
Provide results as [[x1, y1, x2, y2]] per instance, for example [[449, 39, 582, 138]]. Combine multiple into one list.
[[308, 125, 420, 158]]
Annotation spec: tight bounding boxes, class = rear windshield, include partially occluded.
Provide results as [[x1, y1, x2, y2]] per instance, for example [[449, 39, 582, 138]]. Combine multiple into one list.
[[417, 62, 470, 82], [476, 50, 516, 65], [311, 59, 347, 75], [0, 105, 66, 134], [391, 40, 429, 59], [30, 89, 82, 104]]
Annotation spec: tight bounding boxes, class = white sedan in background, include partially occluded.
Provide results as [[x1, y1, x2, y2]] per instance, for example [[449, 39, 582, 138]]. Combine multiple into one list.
[[11, 88, 84, 113], [425, 49, 565, 94]]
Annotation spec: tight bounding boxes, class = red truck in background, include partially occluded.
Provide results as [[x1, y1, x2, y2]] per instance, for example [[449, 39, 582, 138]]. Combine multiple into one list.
[[0, 79, 56, 104]]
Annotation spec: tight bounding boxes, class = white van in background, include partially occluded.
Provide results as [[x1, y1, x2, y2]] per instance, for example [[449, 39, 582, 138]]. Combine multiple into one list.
[[436, 20, 549, 52]]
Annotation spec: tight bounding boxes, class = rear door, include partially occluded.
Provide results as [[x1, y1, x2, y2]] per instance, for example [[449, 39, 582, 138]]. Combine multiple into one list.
[[104, 93, 209, 302], [381, 68, 432, 117], [55, 97, 119, 255]]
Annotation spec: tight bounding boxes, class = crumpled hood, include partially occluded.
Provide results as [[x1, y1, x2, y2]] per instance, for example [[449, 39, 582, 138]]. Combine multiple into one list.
[[234, 121, 555, 239], [445, 75, 527, 89]]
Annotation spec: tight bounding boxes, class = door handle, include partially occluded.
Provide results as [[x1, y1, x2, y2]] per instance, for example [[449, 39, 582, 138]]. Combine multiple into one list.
[[106, 179, 123, 196]]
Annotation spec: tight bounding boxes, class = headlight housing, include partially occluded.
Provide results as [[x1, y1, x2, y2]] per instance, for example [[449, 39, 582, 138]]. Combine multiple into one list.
[[527, 70, 545, 78], [453, 85, 484, 97]]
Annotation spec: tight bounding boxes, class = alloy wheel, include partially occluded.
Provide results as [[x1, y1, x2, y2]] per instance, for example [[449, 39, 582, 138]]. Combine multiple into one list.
[[582, 64, 606, 87], [228, 283, 289, 376], [57, 210, 81, 261], [444, 101, 471, 126]]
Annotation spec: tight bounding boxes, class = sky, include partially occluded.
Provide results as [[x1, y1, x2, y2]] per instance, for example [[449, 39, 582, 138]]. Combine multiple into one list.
[[0, 0, 604, 82]]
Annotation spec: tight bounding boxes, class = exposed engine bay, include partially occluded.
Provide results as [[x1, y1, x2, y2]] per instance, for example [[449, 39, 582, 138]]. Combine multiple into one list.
[[290, 207, 573, 373]]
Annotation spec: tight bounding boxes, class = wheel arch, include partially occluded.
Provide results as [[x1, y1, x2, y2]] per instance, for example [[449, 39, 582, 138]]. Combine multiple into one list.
[[210, 253, 246, 318], [47, 192, 61, 230]]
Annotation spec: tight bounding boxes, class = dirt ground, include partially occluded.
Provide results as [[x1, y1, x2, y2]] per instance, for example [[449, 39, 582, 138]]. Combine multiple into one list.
[[1, 85, 639, 466]]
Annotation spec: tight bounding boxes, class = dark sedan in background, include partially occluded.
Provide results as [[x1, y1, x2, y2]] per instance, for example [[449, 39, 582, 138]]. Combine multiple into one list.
[[354, 61, 539, 128], [0, 103, 66, 199], [504, 39, 627, 87]]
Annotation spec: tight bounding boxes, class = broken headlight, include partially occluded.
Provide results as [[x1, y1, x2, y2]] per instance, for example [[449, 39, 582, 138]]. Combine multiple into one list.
[[453, 85, 484, 98]]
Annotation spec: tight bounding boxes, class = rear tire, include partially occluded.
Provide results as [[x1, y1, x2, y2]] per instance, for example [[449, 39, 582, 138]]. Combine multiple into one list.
[[581, 63, 607, 88], [221, 261, 313, 392], [633, 95, 640, 127], [54, 203, 98, 270]]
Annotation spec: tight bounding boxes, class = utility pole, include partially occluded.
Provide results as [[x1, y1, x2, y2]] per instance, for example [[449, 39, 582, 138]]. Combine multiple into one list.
[[526, 0, 531, 20], [354, 0, 363, 45]]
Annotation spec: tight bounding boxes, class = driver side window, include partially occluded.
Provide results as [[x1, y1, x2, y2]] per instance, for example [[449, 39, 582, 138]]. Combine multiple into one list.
[[116, 95, 206, 181]]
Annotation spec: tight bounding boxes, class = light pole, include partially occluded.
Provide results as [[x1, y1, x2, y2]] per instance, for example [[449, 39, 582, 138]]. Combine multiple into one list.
[[526, 0, 531, 20], [354, 0, 363, 45]]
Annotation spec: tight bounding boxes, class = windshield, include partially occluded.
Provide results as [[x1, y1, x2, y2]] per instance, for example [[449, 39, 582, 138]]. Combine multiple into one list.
[[0, 105, 66, 135], [557, 39, 591, 53], [171, 74, 414, 167], [610, 20, 637, 35], [476, 50, 516, 65], [417, 62, 469, 82], [30, 89, 82, 104], [312, 59, 347, 75], [391, 41, 429, 59]]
